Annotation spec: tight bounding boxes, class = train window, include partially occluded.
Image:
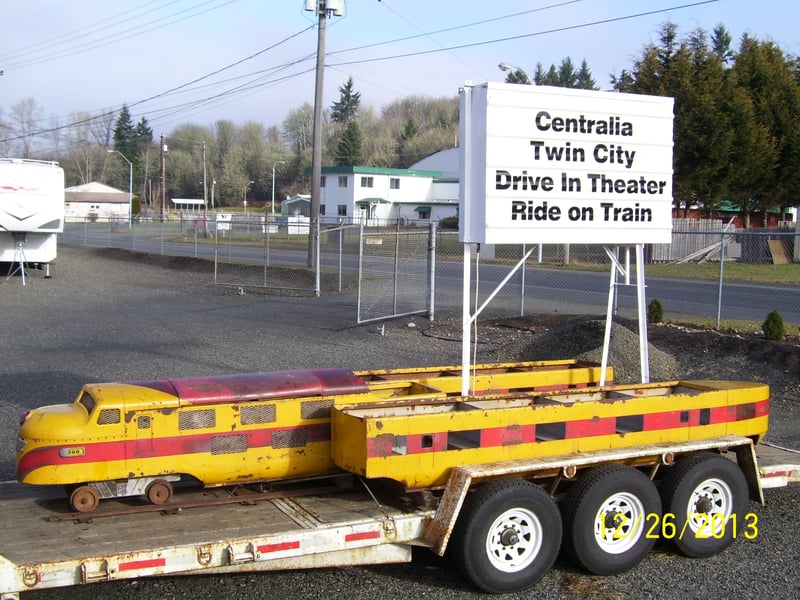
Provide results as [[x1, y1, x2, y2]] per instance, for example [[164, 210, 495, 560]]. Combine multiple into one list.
[[138, 416, 151, 429], [97, 408, 120, 425], [272, 429, 307, 448], [78, 392, 96, 415], [301, 399, 333, 420], [179, 409, 216, 430], [241, 404, 276, 425], [211, 434, 248, 455]]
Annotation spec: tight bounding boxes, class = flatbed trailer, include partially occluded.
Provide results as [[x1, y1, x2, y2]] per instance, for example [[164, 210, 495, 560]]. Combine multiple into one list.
[[0, 434, 797, 598], [5, 363, 798, 597]]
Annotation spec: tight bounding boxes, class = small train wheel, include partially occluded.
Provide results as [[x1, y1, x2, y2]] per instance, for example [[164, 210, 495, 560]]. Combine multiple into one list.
[[70, 485, 100, 513], [146, 480, 174, 506]]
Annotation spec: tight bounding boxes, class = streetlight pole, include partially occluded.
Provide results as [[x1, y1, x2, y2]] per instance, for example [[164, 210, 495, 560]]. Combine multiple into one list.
[[107, 149, 133, 228], [244, 180, 253, 215], [271, 160, 285, 216], [498, 62, 531, 85]]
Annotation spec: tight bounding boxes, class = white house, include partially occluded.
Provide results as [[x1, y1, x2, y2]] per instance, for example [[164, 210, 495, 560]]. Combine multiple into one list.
[[64, 182, 130, 222], [317, 165, 459, 226], [280, 194, 311, 217]]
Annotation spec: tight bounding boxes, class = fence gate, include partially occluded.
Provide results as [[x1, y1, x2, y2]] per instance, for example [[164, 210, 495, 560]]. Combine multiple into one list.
[[357, 222, 436, 324]]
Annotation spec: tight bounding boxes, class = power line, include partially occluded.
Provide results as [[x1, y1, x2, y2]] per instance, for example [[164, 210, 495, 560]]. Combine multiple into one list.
[[3, 0, 722, 145], [1, 0, 241, 71], [328, 1, 722, 67]]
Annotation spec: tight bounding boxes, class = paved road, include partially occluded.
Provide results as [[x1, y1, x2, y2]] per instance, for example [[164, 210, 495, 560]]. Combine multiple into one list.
[[62, 224, 800, 324]]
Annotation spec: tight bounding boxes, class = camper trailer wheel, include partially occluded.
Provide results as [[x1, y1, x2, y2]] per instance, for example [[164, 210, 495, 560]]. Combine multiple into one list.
[[146, 480, 174, 506], [450, 478, 561, 594], [660, 452, 748, 558], [70, 485, 100, 513], [561, 464, 661, 575]]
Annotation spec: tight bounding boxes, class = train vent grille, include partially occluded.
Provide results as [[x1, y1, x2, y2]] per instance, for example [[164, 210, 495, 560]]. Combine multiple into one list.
[[241, 404, 277, 425], [179, 409, 216, 430], [211, 434, 248, 455], [272, 429, 308, 449], [301, 399, 334, 420]]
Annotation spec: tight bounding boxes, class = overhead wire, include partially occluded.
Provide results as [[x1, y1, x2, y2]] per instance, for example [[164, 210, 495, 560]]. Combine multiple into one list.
[[4, 0, 720, 145], [0, 0, 242, 71], [328, 0, 721, 67]]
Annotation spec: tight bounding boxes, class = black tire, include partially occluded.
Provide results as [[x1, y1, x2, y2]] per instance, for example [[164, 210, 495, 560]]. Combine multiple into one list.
[[450, 479, 561, 594], [660, 452, 749, 558], [561, 464, 661, 575]]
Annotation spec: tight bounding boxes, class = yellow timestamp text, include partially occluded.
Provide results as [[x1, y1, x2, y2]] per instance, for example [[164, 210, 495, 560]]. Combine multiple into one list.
[[603, 512, 759, 540]]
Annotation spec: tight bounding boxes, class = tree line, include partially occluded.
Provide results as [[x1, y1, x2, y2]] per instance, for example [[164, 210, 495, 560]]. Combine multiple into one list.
[[1, 22, 798, 223]]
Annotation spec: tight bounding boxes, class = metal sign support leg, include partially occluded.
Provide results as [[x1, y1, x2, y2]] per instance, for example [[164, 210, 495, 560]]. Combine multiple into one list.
[[600, 244, 649, 386]]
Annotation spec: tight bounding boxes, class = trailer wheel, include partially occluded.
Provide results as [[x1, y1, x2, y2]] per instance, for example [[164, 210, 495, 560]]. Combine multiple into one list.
[[561, 464, 660, 575], [146, 480, 173, 506], [450, 479, 561, 594], [660, 452, 748, 558], [70, 485, 100, 513]]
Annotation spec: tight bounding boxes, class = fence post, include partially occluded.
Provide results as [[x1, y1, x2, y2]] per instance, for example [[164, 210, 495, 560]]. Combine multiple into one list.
[[520, 244, 527, 317], [315, 218, 321, 297], [716, 229, 726, 329], [428, 221, 436, 321]]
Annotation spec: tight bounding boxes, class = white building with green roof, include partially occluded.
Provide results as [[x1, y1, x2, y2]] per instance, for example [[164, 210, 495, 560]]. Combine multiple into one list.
[[316, 165, 459, 226]]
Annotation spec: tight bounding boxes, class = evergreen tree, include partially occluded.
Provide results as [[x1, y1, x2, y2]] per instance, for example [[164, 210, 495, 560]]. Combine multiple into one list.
[[711, 24, 734, 65], [732, 35, 800, 220], [112, 105, 136, 159], [330, 76, 361, 124], [575, 59, 598, 90], [503, 67, 530, 85], [533, 63, 547, 85], [335, 120, 363, 166], [557, 57, 578, 88]]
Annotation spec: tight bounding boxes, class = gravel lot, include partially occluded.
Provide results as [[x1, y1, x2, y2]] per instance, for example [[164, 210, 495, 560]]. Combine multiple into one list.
[[2, 245, 798, 600]]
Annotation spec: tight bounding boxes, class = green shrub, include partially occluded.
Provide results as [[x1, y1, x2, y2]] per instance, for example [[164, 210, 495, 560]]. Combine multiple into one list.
[[439, 215, 459, 230], [762, 310, 785, 341], [647, 299, 664, 324]]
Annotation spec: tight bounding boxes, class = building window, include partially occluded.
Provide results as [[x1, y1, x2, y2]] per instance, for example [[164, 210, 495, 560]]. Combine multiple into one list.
[[360, 176, 374, 188], [338, 175, 348, 188], [319, 205, 326, 216], [417, 208, 431, 220], [320, 175, 326, 188], [338, 205, 347, 216], [390, 178, 400, 190]]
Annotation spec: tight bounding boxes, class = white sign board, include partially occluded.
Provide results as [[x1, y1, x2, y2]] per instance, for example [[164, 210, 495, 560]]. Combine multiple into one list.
[[216, 213, 232, 231], [459, 82, 674, 245]]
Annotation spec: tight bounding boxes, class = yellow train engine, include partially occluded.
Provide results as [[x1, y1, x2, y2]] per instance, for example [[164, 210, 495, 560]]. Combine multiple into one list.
[[16, 361, 609, 512]]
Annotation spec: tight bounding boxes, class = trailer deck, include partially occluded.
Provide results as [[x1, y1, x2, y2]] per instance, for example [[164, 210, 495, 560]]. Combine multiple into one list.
[[0, 440, 797, 598]]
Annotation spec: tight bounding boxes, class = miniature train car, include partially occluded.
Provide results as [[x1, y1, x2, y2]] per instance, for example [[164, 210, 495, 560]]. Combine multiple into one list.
[[16, 360, 610, 512], [332, 379, 770, 489]]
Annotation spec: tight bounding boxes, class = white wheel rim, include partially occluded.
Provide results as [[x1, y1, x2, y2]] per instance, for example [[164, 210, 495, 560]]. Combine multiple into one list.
[[686, 477, 733, 537], [485, 507, 544, 573], [593, 492, 646, 554]]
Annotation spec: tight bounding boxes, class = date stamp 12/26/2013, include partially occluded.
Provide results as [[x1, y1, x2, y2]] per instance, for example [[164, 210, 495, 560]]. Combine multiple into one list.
[[603, 512, 759, 541]]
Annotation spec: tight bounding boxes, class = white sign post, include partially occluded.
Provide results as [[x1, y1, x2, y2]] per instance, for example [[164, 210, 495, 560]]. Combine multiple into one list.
[[459, 82, 674, 395]]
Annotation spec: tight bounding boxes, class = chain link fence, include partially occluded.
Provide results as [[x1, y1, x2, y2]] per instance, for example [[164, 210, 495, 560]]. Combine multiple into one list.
[[356, 223, 434, 323], [59, 216, 799, 328]]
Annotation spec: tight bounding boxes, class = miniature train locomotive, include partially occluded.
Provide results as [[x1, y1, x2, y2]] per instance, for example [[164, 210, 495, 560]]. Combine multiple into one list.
[[16, 360, 609, 512]]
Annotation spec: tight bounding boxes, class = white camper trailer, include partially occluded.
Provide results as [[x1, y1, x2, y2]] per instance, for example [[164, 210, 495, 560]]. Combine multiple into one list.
[[0, 159, 65, 278]]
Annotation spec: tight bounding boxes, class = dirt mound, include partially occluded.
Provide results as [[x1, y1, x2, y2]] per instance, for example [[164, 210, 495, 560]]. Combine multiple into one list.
[[516, 317, 680, 383]]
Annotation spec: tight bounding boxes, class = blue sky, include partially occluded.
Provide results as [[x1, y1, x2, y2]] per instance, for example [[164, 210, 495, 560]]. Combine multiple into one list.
[[2, 0, 797, 135]]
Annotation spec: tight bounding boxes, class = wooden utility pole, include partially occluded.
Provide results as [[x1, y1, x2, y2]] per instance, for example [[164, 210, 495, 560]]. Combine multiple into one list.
[[306, 0, 343, 270]]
